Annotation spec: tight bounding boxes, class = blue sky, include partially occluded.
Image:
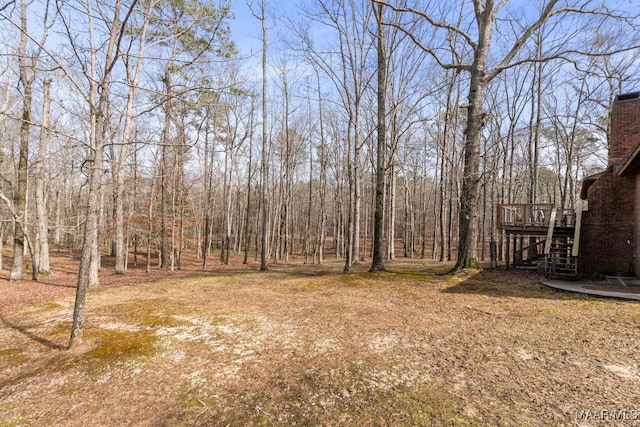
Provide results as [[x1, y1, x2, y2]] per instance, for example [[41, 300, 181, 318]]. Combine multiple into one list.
[[228, 1, 265, 59]]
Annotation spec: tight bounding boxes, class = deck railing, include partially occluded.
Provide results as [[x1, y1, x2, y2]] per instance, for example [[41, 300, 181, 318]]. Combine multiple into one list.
[[497, 204, 576, 230]]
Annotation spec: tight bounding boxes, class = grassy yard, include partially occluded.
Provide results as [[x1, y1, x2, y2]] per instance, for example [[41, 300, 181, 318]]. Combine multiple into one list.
[[1, 259, 639, 426]]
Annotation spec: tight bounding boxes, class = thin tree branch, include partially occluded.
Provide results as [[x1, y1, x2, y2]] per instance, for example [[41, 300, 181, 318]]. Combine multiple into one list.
[[374, 0, 476, 50]]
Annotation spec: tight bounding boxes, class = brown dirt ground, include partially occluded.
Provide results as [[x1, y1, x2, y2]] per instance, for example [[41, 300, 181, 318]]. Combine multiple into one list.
[[1, 252, 640, 426]]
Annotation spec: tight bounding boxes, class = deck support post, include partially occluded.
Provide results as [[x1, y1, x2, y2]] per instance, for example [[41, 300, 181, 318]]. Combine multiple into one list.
[[505, 234, 510, 270]]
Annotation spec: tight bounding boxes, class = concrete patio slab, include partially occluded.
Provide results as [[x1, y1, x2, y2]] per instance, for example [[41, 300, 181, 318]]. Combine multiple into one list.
[[540, 278, 640, 301]]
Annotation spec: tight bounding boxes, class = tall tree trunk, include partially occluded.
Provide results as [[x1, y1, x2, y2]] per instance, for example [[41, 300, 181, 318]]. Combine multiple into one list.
[[146, 166, 156, 273], [343, 126, 353, 272], [114, 26, 148, 274], [315, 70, 327, 264], [453, 1, 494, 271], [0, 225, 4, 271], [202, 107, 213, 268], [352, 119, 361, 264], [438, 124, 447, 262], [304, 121, 313, 264], [11, 0, 32, 281], [454, 73, 488, 269], [387, 163, 396, 260], [370, 2, 386, 272], [69, 0, 134, 347], [259, 0, 268, 271], [222, 142, 232, 265], [34, 78, 52, 275], [69, 127, 104, 347], [114, 152, 127, 273], [88, 182, 104, 287], [160, 71, 172, 269], [243, 98, 255, 265], [403, 177, 413, 258], [281, 77, 291, 262], [176, 133, 185, 269], [528, 40, 543, 204]]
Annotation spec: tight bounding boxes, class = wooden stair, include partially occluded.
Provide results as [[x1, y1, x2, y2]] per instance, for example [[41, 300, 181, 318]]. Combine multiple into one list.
[[545, 236, 577, 277], [544, 208, 581, 278]]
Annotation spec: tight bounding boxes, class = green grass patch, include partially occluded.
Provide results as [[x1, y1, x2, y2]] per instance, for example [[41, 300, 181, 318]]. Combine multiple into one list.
[[198, 355, 481, 426], [359, 384, 480, 426], [390, 271, 432, 281], [95, 298, 195, 328], [2, 416, 31, 427], [293, 280, 325, 291], [339, 273, 379, 287], [183, 394, 218, 410], [48, 322, 73, 338], [22, 300, 64, 313], [85, 329, 157, 361], [0, 347, 28, 367]]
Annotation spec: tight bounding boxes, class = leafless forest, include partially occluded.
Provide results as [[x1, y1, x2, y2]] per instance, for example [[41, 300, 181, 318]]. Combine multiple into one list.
[[1, 1, 639, 342]]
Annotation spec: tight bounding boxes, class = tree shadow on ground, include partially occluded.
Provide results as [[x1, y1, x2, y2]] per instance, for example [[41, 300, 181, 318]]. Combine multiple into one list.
[[33, 279, 77, 288], [440, 268, 599, 302], [279, 268, 340, 278], [1, 316, 67, 350]]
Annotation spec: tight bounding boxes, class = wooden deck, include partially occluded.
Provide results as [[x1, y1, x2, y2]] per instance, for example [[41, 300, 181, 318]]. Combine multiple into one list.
[[497, 204, 580, 277], [497, 204, 576, 235]]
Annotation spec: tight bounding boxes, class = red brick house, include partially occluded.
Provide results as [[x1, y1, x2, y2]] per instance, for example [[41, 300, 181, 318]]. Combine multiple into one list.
[[579, 92, 640, 278]]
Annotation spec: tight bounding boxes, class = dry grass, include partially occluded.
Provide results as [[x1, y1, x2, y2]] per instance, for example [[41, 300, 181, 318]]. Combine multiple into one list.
[[1, 258, 640, 426]]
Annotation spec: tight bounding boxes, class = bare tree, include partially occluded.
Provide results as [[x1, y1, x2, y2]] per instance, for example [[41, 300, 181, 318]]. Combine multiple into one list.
[[377, 0, 640, 270], [314, 69, 328, 264], [8, 0, 55, 280], [370, 1, 386, 272], [292, 0, 374, 271], [112, 0, 155, 274], [243, 94, 257, 264], [258, 0, 269, 271], [34, 78, 53, 275], [67, 0, 138, 348]]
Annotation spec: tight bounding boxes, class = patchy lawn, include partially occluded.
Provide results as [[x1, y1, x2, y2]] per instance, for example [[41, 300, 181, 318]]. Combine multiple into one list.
[[1, 258, 639, 426]]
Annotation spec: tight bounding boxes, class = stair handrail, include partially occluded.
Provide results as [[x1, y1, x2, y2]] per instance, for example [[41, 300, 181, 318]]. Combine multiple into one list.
[[572, 207, 582, 257], [544, 208, 557, 255]]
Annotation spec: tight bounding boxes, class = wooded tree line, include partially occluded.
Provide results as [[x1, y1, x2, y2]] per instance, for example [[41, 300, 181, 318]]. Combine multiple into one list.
[[0, 0, 639, 342]]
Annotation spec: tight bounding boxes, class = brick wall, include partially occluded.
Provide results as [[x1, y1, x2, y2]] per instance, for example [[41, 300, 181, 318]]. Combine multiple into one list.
[[580, 169, 635, 277], [609, 93, 640, 170], [635, 174, 640, 276], [579, 93, 640, 277]]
